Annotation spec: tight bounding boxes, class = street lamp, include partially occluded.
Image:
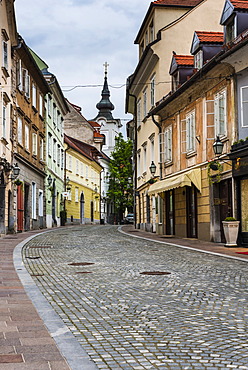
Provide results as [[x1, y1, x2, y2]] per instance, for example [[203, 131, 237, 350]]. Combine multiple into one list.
[[213, 136, 224, 156], [66, 176, 71, 190], [47, 174, 52, 187], [149, 161, 156, 176]]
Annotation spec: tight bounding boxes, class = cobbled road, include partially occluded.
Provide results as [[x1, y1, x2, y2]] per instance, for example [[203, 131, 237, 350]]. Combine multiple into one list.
[[22, 225, 248, 369]]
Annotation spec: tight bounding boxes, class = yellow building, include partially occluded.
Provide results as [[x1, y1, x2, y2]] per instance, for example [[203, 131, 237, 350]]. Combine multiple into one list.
[[64, 135, 102, 224]]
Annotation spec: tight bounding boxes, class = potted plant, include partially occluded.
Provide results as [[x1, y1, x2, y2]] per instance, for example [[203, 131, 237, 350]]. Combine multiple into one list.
[[222, 217, 240, 247], [207, 160, 223, 184]]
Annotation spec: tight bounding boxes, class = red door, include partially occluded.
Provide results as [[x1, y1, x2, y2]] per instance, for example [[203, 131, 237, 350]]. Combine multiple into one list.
[[17, 184, 24, 232]]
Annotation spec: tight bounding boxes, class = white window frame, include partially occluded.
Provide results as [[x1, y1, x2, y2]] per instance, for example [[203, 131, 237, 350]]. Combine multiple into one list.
[[80, 162, 84, 177], [68, 155, 72, 171], [61, 149, 64, 169], [143, 145, 147, 174], [18, 117, 23, 145], [32, 133, 37, 155], [150, 75, 155, 107], [75, 187, 79, 203], [17, 60, 22, 90], [53, 139, 56, 162], [164, 126, 172, 162], [48, 133, 52, 157], [38, 190, 43, 217], [137, 99, 141, 128], [40, 137, 44, 161], [32, 182, 37, 219], [39, 94, 43, 116], [22, 69, 30, 98], [76, 159, 79, 175], [194, 50, 203, 70], [186, 110, 196, 153], [24, 123, 30, 150], [32, 83, 37, 108], [47, 95, 52, 117], [214, 89, 227, 137], [241, 86, 248, 128], [57, 144, 61, 167]]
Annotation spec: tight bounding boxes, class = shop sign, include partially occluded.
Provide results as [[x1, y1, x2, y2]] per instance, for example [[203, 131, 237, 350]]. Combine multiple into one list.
[[232, 156, 248, 177]]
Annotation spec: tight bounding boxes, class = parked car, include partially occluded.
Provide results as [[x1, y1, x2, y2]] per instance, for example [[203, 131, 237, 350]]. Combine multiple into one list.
[[124, 213, 134, 224]]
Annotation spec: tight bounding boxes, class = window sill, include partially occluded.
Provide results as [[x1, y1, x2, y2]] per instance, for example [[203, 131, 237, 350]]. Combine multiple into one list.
[[186, 150, 196, 158], [1, 137, 8, 146], [32, 106, 38, 114], [164, 160, 173, 168], [2, 67, 9, 78]]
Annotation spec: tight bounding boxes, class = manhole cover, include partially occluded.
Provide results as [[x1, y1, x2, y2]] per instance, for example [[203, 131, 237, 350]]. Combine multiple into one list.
[[140, 271, 171, 275], [76, 271, 92, 274], [26, 256, 41, 260], [68, 262, 95, 266]]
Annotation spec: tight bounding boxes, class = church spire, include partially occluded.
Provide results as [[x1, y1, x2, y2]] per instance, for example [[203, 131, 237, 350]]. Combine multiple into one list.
[[95, 62, 115, 120]]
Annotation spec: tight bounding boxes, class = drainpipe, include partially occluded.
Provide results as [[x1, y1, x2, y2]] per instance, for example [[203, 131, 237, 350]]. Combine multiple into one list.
[[151, 114, 162, 180]]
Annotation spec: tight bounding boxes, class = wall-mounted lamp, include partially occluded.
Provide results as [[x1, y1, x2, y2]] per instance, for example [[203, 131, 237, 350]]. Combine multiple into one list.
[[0, 158, 20, 182], [66, 176, 71, 190], [47, 174, 53, 187], [149, 161, 156, 177], [213, 136, 224, 156]]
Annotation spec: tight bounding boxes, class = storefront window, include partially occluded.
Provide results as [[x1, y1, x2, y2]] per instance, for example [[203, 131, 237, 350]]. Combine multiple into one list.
[[241, 178, 248, 232]]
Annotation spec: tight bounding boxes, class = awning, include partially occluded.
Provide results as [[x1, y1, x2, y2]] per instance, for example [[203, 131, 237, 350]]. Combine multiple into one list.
[[148, 168, 202, 195]]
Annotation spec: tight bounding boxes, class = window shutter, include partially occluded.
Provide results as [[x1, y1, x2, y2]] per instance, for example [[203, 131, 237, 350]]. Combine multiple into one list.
[[181, 118, 187, 153], [205, 99, 215, 140]]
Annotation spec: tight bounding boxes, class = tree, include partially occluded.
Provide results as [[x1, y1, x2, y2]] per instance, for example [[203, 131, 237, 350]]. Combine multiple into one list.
[[107, 134, 133, 223]]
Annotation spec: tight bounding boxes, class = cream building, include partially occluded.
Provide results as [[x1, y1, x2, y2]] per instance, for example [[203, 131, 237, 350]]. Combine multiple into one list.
[[126, 0, 225, 233]]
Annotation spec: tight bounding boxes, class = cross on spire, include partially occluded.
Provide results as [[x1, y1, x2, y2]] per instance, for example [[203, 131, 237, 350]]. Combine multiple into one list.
[[103, 61, 109, 75]]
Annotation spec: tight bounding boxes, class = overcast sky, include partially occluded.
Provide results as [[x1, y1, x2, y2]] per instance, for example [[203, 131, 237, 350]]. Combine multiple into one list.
[[15, 0, 152, 130]]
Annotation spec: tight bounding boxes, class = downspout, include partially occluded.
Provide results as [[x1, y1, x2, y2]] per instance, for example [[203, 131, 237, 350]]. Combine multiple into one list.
[[151, 114, 162, 180]]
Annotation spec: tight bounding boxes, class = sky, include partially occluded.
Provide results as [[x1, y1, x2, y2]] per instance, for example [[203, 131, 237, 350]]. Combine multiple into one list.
[[14, 0, 152, 132]]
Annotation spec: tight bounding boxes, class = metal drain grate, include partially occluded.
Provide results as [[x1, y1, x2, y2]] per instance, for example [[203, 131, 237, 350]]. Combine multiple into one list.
[[68, 262, 95, 266], [28, 246, 52, 249], [26, 256, 41, 260], [140, 271, 171, 275], [30, 274, 44, 277]]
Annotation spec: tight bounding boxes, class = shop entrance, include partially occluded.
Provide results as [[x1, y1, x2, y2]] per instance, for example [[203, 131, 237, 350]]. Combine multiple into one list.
[[165, 190, 175, 235], [186, 185, 198, 238]]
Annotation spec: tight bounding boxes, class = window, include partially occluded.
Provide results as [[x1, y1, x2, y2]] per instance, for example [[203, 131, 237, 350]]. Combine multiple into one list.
[[137, 151, 141, 178], [143, 145, 147, 173], [40, 137, 44, 161], [38, 190, 43, 217], [47, 95, 52, 117], [150, 137, 155, 162], [149, 20, 154, 42], [86, 165, 89, 179], [226, 17, 236, 43], [137, 99, 141, 128], [76, 159, 79, 175], [39, 94, 43, 116], [2, 40, 8, 70], [32, 133, 37, 155], [53, 104, 57, 125], [57, 112, 61, 130], [68, 155, 72, 171], [75, 188, 79, 202], [194, 50, 203, 70], [32, 83, 37, 108], [25, 123, 30, 150], [2, 104, 6, 139], [53, 139, 56, 162], [186, 111, 195, 152], [143, 89, 147, 118], [57, 145, 61, 166], [22, 69, 30, 98], [80, 163, 84, 177], [172, 72, 179, 92], [241, 86, 248, 127], [17, 60, 22, 90], [61, 150, 64, 169], [18, 117, 23, 144], [164, 126, 172, 162], [48, 133, 52, 157], [150, 76, 155, 107], [32, 182, 37, 219], [215, 90, 227, 137]]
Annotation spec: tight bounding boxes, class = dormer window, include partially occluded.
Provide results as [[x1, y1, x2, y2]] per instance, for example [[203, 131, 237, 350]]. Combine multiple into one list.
[[172, 72, 179, 92], [194, 50, 203, 70]]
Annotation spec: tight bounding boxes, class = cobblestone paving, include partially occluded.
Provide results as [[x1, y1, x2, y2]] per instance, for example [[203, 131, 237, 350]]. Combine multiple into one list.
[[22, 225, 248, 369]]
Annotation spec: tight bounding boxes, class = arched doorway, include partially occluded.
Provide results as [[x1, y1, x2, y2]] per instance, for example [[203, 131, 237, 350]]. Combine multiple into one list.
[[80, 192, 85, 224], [0, 173, 6, 233]]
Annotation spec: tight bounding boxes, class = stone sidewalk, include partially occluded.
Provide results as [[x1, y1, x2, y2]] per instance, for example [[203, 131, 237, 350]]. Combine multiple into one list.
[[0, 225, 247, 369]]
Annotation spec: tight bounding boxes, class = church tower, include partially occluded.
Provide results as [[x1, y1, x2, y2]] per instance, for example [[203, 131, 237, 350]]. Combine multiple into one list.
[[94, 62, 122, 158]]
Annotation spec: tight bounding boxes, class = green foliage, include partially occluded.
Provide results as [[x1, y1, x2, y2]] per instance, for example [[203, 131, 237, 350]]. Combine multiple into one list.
[[224, 217, 237, 221], [207, 160, 223, 184], [107, 134, 133, 221]]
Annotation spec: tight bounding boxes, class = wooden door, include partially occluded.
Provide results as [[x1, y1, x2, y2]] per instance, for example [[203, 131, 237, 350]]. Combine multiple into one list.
[[186, 186, 198, 238], [165, 190, 175, 235]]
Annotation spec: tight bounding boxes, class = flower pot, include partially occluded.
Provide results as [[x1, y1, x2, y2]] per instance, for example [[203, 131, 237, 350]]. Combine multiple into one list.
[[222, 221, 240, 247]]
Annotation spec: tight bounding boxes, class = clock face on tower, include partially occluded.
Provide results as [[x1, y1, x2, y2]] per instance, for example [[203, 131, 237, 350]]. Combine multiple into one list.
[[98, 118, 106, 127]]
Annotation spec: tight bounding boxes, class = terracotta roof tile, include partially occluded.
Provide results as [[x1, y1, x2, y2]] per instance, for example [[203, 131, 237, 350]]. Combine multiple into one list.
[[88, 120, 101, 128], [174, 55, 194, 65], [153, 0, 202, 6], [94, 131, 104, 138], [230, 0, 248, 10], [195, 31, 224, 43]]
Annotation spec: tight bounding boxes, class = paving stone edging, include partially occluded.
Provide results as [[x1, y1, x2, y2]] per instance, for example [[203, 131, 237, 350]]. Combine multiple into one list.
[[13, 230, 98, 370], [118, 226, 248, 263]]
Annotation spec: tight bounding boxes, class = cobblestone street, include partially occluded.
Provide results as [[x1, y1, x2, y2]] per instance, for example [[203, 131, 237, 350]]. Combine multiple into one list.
[[22, 225, 248, 369]]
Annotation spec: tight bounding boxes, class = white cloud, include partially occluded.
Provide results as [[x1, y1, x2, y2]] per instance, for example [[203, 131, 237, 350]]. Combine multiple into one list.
[[15, 0, 151, 127]]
